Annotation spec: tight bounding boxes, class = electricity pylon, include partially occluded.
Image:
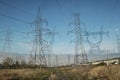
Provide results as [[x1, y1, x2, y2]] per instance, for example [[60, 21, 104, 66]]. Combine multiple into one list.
[[55, 55, 59, 67], [46, 26, 58, 67], [116, 35, 120, 53], [85, 26, 108, 55], [3, 27, 13, 53], [68, 13, 88, 68], [68, 54, 70, 65], [29, 8, 49, 67]]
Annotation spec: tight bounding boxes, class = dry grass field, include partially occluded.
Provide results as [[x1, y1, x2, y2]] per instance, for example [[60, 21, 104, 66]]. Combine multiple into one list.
[[0, 65, 120, 80]]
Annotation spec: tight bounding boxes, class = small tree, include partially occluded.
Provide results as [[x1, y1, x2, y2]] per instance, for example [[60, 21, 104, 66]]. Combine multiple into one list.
[[12, 60, 20, 69], [2, 57, 14, 68], [20, 59, 26, 68]]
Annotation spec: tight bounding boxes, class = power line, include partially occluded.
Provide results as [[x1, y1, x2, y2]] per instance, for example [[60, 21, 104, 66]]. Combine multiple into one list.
[[76, 0, 80, 12], [55, 0, 64, 15], [0, 13, 30, 24], [69, 0, 72, 14], [0, 0, 34, 17]]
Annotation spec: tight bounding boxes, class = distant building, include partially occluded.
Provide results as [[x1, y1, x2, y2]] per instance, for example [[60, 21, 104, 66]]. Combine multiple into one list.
[[104, 58, 120, 65], [91, 61, 104, 65], [91, 57, 120, 66]]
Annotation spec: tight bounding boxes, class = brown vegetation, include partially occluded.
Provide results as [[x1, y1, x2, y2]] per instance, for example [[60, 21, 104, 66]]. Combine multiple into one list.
[[0, 65, 120, 80]]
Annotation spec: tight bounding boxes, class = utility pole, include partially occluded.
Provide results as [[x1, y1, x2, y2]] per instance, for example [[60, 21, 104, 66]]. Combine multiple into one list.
[[68, 13, 88, 68]]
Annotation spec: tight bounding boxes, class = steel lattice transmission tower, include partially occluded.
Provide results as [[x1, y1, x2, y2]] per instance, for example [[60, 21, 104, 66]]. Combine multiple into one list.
[[85, 26, 108, 54], [55, 55, 59, 67], [116, 35, 120, 53], [3, 27, 12, 53], [68, 54, 70, 65], [29, 8, 49, 67], [46, 27, 58, 67], [68, 13, 88, 67]]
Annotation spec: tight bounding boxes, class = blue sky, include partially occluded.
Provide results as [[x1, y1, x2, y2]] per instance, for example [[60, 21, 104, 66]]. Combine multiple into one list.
[[0, 0, 120, 54]]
